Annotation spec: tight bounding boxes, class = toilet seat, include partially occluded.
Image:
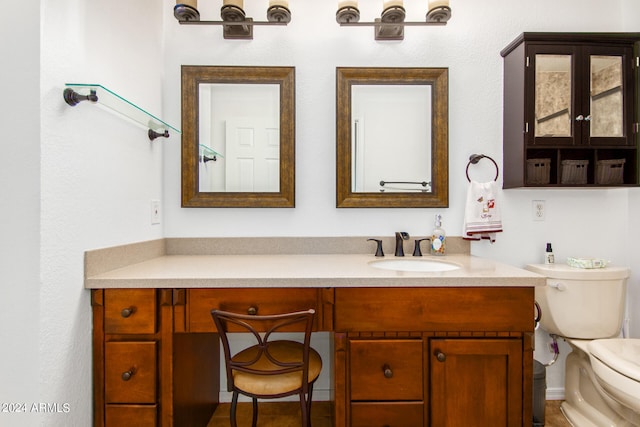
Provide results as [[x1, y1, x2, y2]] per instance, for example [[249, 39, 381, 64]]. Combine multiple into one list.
[[586, 339, 640, 420], [588, 339, 640, 382]]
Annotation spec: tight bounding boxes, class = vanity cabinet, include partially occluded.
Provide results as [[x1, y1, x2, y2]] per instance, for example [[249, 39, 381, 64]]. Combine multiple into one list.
[[94, 289, 160, 427], [92, 286, 534, 427], [501, 33, 640, 188], [333, 287, 534, 427]]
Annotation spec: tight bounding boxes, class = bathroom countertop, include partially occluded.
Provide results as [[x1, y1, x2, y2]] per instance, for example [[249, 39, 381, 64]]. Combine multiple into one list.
[[85, 239, 544, 289]]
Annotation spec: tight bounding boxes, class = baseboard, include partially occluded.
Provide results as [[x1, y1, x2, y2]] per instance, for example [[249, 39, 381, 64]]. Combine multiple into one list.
[[545, 387, 565, 400], [221, 387, 564, 403]]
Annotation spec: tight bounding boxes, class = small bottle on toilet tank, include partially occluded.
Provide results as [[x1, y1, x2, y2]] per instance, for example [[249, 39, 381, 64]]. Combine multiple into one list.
[[544, 243, 554, 264]]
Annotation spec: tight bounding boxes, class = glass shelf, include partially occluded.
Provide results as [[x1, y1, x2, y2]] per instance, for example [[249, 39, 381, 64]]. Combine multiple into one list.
[[64, 83, 180, 137]]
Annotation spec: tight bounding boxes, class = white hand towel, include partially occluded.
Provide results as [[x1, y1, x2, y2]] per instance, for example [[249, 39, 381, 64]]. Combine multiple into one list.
[[463, 180, 503, 243]]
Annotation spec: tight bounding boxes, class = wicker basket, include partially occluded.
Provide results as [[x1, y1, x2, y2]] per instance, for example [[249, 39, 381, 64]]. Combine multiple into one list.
[[526, 158, 551, 185], [596, 159, 625, 185], [561, 160, 588, 184]]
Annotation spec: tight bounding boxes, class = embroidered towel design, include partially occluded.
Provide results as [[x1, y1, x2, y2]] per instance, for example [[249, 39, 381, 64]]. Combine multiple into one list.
[[463, 180, 503, 242]]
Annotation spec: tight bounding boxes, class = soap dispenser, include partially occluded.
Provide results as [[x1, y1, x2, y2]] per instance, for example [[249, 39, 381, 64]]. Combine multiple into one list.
[[431, 214, 446, 256]]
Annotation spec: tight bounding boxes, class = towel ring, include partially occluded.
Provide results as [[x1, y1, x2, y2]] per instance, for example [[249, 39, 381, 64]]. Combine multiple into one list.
[[466, 154, 499, 182]]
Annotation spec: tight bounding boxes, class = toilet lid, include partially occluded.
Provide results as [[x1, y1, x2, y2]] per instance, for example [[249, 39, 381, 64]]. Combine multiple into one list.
[[588, 339, 640, 382]]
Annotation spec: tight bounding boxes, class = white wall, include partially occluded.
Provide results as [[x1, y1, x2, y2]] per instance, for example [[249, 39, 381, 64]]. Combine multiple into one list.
[[1, 1, 638, 425], [0, 0, 42, 425], [622, 0, 640, 344], [0, 0, 166, 425], [161, 0, 639, 399]]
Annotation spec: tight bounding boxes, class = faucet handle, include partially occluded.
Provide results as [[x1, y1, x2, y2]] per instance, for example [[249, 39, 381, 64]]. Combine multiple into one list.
[[367, 239, 384, 257], [396, 231, 410, 240], [412, 238, 431, 257]]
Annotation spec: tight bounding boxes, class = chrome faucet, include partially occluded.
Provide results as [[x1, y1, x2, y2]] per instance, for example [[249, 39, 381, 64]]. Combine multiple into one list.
[[395, 232, 410, 256]]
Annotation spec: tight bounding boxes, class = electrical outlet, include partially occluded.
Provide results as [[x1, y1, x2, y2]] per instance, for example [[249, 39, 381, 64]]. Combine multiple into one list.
[[151, 200, 161, 225], [532, 200, 545, 221]]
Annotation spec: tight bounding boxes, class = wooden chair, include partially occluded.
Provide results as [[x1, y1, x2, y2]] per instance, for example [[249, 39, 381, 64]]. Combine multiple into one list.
[[210, 309, 322, 427]]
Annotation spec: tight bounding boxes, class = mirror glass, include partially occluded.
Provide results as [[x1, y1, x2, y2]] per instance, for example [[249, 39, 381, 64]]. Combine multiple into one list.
[[336, 67, 448, 208], [181, 66, 295, 207], [534, 54, 624, 139], [199, 83, 280, 192], [590, 55, 623, 137], [535, 54, 572, 137], [351, 84, 432, 193]]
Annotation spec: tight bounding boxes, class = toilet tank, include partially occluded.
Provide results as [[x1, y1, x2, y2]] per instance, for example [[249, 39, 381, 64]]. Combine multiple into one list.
[[526, 264, 629, 339]]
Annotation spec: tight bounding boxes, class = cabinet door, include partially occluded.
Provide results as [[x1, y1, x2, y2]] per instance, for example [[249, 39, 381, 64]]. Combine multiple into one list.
[[527, 44, 634, 148], [430, 338, 522, 427], [583, 45, 635, 147], [527, 44, 578, 147]]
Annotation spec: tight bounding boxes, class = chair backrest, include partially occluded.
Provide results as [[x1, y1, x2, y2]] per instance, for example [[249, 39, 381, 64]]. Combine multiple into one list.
[[211, 309, 316, 393]]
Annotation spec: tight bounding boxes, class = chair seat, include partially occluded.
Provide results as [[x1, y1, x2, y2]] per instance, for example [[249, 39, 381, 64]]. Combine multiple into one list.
[[232, 340, 322, 396]]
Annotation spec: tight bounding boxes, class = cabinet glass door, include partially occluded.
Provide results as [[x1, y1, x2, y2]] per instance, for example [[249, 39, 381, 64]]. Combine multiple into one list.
[[535, 54, 572, 139], [589, 55, 623, 138]]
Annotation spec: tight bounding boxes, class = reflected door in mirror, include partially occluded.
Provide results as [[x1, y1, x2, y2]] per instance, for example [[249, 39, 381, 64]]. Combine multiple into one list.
[[198, 84, 280, 193]]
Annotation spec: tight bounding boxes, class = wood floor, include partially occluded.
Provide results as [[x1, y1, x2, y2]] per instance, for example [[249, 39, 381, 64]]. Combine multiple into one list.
[[545, 400, 572, 427], [207, 400, 571, 426]]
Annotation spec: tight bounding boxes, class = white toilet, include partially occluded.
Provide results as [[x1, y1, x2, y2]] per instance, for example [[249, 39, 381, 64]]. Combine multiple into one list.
[[527, 263, 640, 427]]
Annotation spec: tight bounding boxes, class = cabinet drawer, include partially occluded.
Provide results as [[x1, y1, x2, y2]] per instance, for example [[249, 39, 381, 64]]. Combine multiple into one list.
[[104, 289, 156, 335], [106, 404, 156, 427], [350, 339, 423, 401], [105, 342, 157, 403], [188, 288, 320, 332], [335, 287, 533, 332], [351, 402, 423, 427]]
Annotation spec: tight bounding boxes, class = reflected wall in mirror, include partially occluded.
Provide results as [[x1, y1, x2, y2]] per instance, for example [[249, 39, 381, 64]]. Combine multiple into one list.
[[336, 67, 448, 207], [181, 66, 295, 207]]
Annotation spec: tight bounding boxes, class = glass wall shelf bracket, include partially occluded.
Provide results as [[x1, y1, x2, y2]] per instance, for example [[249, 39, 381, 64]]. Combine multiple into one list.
[[63, 84, 181, 141], [199, 144, 223, 163]]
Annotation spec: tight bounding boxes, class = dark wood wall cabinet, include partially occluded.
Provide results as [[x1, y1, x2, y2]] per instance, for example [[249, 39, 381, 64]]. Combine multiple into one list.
[[502, 32, 640, 188], [92, 286, 534, 427]]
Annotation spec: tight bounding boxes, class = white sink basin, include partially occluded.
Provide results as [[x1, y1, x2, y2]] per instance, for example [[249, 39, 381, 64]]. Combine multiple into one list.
[[369, 258, 461, 272]]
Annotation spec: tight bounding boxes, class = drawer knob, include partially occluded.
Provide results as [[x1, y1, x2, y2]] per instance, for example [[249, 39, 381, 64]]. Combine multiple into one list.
[[121, 368, 136, 381], [435, 350, 446, 362], [247, 306, 258, 315], [121, 307, 135, 318], [382, 364, 393, 378]]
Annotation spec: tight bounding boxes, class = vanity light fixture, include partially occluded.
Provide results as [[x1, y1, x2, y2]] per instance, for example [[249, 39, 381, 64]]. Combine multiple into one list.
[[174, 0, 291, 40], [336, 0, 451, 41]]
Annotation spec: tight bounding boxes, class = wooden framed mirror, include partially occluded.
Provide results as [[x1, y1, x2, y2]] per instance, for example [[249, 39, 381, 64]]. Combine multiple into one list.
[[336, 67, 448, 208], [181, 66, 295, 207]]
